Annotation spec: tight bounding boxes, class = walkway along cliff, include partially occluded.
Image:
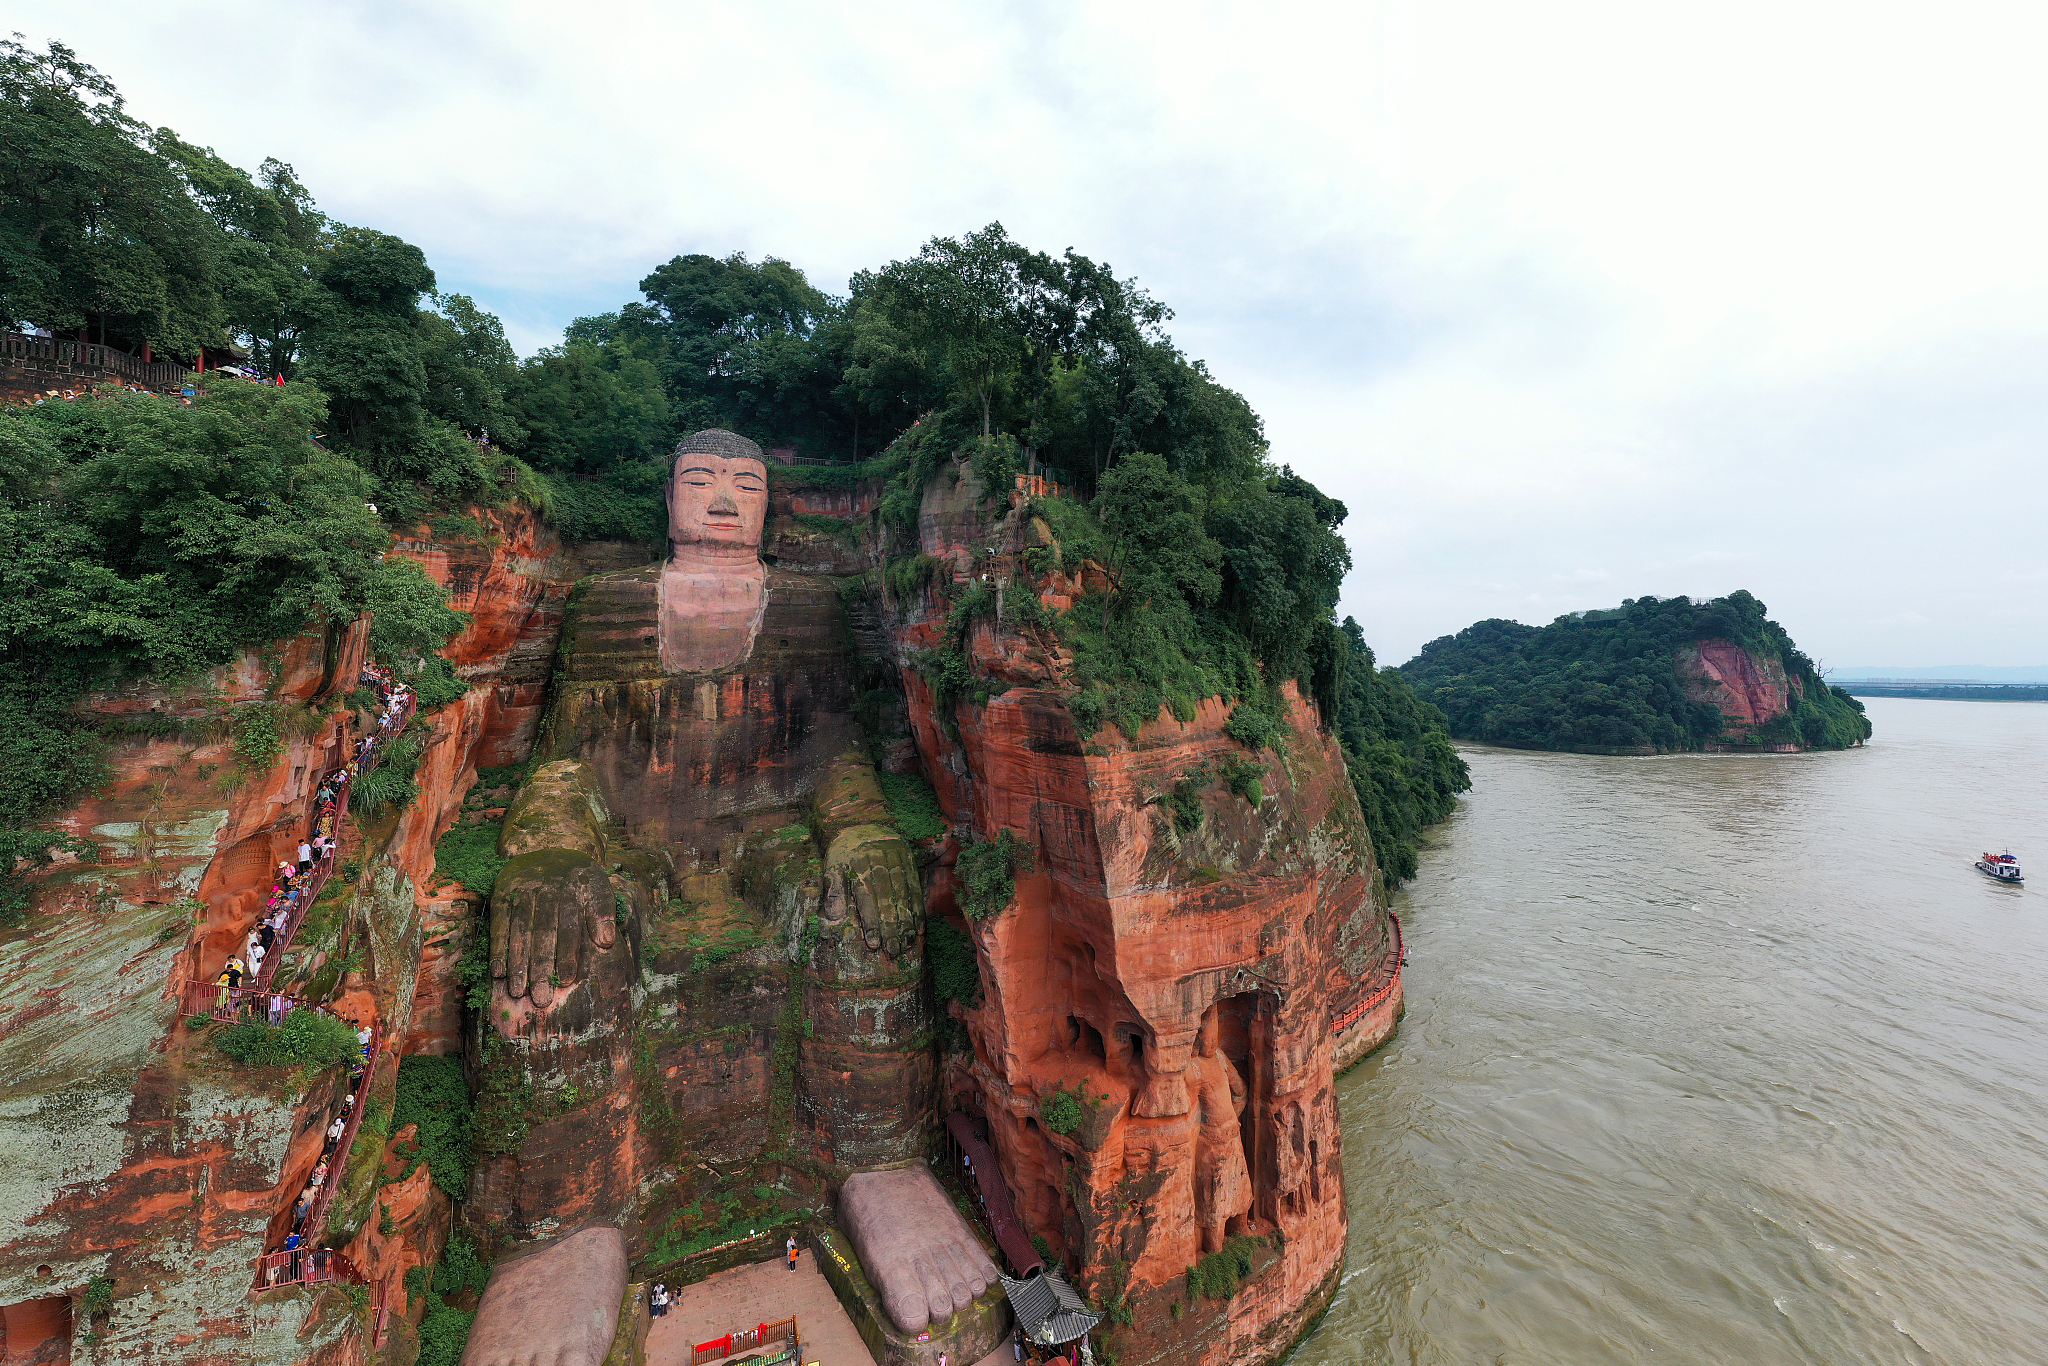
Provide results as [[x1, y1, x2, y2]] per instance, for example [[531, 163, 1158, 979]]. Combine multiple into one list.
[[0, 449, 1413, 1366]]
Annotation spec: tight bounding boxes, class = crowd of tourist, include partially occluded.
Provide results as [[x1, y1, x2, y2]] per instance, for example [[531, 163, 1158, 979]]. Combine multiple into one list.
[[211, 664, 412, 1011], [198, 659, 413, 1288], [284, 1027, 374, 1234]]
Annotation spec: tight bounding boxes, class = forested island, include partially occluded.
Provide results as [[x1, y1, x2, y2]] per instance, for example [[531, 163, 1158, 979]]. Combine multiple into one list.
[[1400, 591, 1872, 753]]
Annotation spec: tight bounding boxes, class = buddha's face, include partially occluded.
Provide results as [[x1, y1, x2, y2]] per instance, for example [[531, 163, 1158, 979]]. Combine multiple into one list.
[[668, 452, 768, 551]]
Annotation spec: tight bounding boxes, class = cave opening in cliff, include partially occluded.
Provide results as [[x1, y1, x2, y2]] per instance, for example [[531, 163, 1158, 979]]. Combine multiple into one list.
[[1067, 1013, 1107, 1063], [1116, 1022, 1146, 1075], [0, 1292, 73, 1364]]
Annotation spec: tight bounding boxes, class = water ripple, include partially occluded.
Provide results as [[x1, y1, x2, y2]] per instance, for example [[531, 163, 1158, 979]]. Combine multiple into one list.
[[1292, 699, 2048, 1365]]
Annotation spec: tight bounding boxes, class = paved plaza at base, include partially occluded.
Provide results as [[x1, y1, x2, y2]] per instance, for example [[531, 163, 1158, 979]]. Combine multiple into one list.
[[648, 1253, 877, 1366]]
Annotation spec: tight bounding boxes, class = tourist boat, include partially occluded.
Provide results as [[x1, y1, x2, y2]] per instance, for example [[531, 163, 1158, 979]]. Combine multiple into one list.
[[1975, 851, 2024, 884]]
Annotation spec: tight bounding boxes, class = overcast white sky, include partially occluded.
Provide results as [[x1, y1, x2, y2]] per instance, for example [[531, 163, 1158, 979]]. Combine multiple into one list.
[[29, 1, 2048, 668]]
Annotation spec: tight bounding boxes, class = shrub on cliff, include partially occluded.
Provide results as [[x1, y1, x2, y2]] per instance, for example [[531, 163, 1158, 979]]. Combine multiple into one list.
[[955, 830, 1033, 919], [1189, 1236, 1262, 1300], [433, 820, 507, 895], [878, 773, 945, 841], [406, 1235, 489, 1366], [1040, 1084, 1086, 1136], [214, 1007, 361, 1069], [393, 1055, 474, 1199], [926, 916, 982, 1051]]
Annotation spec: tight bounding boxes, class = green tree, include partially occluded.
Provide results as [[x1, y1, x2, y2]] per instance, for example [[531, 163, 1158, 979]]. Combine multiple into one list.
[[863, 223, 1033, 437], [298, 226, 435, 450], [0, 38, 224, 356], [419, 292, 527, 448]]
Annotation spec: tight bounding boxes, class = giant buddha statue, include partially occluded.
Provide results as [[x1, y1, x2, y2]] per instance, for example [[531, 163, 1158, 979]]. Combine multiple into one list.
[[463, 431, 951, 1365]]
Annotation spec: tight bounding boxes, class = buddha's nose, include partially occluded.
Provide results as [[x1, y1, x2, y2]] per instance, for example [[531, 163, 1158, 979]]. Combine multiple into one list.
[[708, 491, 738, 516]]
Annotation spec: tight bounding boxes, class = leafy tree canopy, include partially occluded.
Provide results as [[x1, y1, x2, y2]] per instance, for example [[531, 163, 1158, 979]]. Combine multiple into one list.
[[1335, 619, 1471, 886]]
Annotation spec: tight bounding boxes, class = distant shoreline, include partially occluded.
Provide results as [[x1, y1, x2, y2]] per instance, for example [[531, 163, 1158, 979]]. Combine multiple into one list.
[[1836, 684, 2048, 702]]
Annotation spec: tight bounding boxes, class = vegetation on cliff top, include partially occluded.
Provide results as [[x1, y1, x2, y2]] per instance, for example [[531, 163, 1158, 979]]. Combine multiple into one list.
[[1335, 620, 1472, 885], [0, 36, 1465, 919], [0, 41, 481, 921], [1401, 590, 1872, 752]]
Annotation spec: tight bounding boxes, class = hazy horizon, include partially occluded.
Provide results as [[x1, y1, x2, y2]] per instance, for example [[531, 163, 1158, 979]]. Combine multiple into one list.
[[26, 2, 2047, 665]]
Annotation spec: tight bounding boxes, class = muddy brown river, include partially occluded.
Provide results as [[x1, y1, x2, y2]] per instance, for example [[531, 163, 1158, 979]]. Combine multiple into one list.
[[1293, 698, 2048, 1365]]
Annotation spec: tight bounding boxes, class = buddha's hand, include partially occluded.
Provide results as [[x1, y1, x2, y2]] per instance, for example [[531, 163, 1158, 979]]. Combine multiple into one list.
[[816, 825, 921, 971], [488, 849, 617, 1009]]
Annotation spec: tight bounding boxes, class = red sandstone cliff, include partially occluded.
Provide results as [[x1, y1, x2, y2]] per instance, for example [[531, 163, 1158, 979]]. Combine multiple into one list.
[[0, 506, 614, 1365], [1, 478, 1402, 1366], [878, 465, 1399, 1366]]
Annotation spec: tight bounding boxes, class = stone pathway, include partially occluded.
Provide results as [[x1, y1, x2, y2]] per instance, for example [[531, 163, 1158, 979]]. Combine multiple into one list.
[[648, 1254, 877, 1366], [969, 1339, 1023, 1366]]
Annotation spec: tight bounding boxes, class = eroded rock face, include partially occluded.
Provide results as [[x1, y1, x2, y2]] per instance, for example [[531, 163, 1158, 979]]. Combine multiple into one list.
[[1678, 637, 1802, 731]]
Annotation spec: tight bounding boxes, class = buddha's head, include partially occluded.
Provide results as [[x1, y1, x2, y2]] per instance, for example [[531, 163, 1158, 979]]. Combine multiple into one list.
[[665, 429, 768, 557]]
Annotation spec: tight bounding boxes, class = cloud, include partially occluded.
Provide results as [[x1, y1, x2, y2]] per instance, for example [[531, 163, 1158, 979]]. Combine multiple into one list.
[[26, 0, 2048, 664]]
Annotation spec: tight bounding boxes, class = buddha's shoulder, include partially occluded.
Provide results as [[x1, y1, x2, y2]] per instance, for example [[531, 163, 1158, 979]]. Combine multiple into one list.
[[762, 565, 847, 610], [558, 565, 661, 679], [571, 563, 663, 608]]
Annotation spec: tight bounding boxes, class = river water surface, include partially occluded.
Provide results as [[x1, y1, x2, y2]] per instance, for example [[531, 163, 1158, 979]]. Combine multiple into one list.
[[1292, 698, 2048, 1365]]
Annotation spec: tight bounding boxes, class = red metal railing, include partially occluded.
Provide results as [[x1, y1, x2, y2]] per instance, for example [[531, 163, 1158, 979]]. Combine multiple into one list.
[[303, 1020, 381, 1238], [178, 979, 309, 1023], [252, 1018, 381, 1291], [208, 671, 417, 1295], [183, 686, 418, 1023], [255, 1247, 365, 1292], [1332, 913, 1404, 1034], [192, 686, 416, 1011], [253, 688, 412, 994], [691, 1318, 799, 1366]]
